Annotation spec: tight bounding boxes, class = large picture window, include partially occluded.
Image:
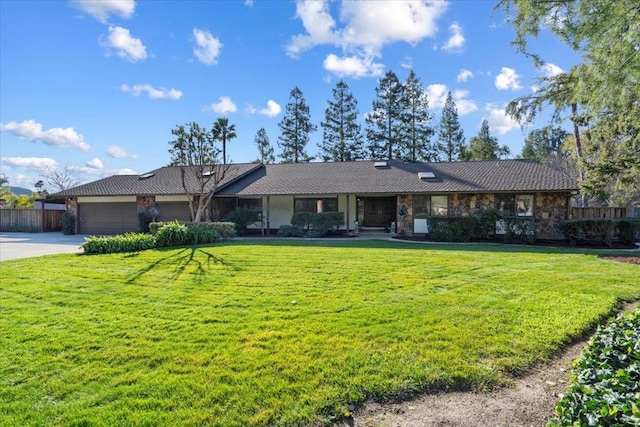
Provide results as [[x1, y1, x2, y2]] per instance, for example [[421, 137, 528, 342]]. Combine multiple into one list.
[[431, 195, 448, 216], [413, 195, 448, 217], [294, 198, 338, 214], [496, 194, 534, 217], [238, 198, 262, 210]]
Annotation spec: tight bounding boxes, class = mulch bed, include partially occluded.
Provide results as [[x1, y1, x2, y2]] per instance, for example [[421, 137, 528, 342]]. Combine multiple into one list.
[[599, 256, 640, 264]]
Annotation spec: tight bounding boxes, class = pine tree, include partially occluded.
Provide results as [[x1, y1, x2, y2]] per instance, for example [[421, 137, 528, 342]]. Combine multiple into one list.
[[320, 80, 364, 162], [366, 71, 405, 160], [436, 91, 465, 162], [278, 86, 317, 163], [400, 70, 435, 162], [463, 119, 510, 161], [254, 128, 275, 164], [520, 126, 569, 164]]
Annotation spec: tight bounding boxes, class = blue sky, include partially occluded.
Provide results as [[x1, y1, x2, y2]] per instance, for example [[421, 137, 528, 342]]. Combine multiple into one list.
[[0, 0, 577, 191]]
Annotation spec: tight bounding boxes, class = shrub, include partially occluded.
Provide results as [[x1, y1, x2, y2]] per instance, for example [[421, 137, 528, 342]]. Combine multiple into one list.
[[290, 211, 345, 237], [82, 233, 156, 254], [137, 211, 154, 233], [427, 216, 476, 242], [472, 208, 503, 239], [223, 208, 261, 235], [155, 220, 191, 247], [149, 221, 164, 235], [560, 219, 616, 246], [550, 309, 640, 426], [189, 224, 222, 245], [291, 212, 315, 231], [615, 218, 640, 245], [61, 212, 76, 235], [503, 218, 536, 245], [277, 225, 305, 237], [199, 222, 236, 241]]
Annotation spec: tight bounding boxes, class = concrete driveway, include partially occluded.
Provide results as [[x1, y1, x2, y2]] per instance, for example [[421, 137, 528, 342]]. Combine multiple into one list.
[[0, 232, 87, 261]]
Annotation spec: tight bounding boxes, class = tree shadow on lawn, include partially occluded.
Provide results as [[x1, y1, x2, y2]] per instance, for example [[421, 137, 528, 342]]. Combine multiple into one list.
[[229, 238, 640, 258], [127, 246, 233, 285]]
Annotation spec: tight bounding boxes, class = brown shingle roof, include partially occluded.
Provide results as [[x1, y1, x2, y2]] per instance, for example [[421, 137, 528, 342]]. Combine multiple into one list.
[[52, 163, 261, 197], [216, 159, 578, 196]]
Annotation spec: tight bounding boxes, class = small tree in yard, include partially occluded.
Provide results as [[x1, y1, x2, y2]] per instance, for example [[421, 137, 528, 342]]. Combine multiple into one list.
[[168, 122, 229, 224]]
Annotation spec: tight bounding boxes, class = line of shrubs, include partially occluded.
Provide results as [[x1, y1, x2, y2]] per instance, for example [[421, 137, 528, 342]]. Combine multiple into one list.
[[560, 218, 640, 246], [549, 309, 640, 426], [82, 221, 236, 254], [277, 212, 345, 238]]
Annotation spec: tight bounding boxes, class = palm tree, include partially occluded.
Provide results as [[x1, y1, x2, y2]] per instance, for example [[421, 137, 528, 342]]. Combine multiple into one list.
[[211, 117, 237, 165]]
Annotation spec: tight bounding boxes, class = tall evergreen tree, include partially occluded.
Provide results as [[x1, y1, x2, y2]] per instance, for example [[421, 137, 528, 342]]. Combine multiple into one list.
[[254, 128, 276, 164], [400, 70, 435, 162], [436, 91, 466, 162], [366, 71, 405, 160], [211, 117, 236, 165], [520, 126, 569, 164], [463, 120, 510, 161], [278, 86, 317, 163], [320, 80, 364, 161]]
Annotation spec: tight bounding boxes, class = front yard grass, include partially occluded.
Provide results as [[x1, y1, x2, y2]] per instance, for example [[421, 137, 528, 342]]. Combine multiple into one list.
[[1, 240, 639, 426]]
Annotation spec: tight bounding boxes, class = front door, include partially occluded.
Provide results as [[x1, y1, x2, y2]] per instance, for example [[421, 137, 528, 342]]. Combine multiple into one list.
[[362, 197, 396, 227]]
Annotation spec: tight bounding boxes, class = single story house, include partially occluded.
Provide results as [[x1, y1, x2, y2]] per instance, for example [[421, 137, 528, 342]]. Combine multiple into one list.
[[51, 159, 578, 239]]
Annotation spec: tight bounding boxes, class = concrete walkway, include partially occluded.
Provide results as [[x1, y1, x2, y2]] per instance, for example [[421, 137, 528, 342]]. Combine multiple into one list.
[[0, 232, 87, 261]]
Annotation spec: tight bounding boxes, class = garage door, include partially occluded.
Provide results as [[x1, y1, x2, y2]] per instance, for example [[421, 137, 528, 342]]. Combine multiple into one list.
[[157, 202, 192, 222], [78, 202, 138, 235]]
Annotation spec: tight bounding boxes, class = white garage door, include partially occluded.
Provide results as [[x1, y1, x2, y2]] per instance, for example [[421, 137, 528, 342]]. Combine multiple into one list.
[[78, 202, 138, 235]]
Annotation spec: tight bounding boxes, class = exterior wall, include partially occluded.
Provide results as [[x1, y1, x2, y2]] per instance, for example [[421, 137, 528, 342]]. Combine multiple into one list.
[[77, 196, 136, 203], [267, 195, 293, 229], [397, 194, 413, 235], [66, 197, 78, 234], [137, 195, 156, 212], [535, 192, 570, 239]]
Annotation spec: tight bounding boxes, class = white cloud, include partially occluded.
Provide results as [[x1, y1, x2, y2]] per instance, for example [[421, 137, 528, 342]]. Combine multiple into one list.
[[485, 108, 520, 135], [1, 156, 58, 171], [259, 100, 281, 117], [323, 53, 384, 78], [70, 165, 136, 176], [192, 28, 222, 65], [70, 0, 135, 23], [208, 96, 238, 114], [106, 145, 136, 159], [86, 157, 104, 169], [287, 0, 448, 77], [457, 69, 473, 82], [442, 22, 465, 52], [244, 0, 253, 6], [425, 84, 477, 116], [539, 62, 563, 77], [120, 83, 182, 100], [400, 56, 413, 70], [495, 67, 523, 90], [102, 26, 147, 62], [0, 119, 91, 152]]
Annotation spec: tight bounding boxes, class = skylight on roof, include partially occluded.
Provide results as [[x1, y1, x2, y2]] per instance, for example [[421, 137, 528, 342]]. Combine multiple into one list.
[[418, 171, 436, 180], [139, 172, 155, 180], [374, 161, 388, 168], [203, 170, 215, 177]]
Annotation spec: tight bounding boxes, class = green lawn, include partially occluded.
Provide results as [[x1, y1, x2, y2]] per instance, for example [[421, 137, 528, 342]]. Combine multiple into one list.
[[1, 240, 639, 426]]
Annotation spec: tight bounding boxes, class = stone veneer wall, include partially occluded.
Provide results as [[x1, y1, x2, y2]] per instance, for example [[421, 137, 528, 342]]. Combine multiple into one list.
[[137, 196, 156, 212], [66, 197, 78, 234], [401, 191, 570, 240]]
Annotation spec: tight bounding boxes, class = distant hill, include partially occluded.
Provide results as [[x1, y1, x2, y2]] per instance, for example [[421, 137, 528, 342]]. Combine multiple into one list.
[[9, 186, 32, 195]]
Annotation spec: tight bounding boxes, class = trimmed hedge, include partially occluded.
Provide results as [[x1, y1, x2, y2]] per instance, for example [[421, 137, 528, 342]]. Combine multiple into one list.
[[62, 212, 76, 235], [503, 217, 536, 245], [149, 221, 236, 241], [560, 219, 616, 246], [290, 212, 345, 237], [615, 218, 640, 245], [277, 225, 305, 237], [82, 233, 156, 254], [427, 216, 476, 242], [550, 309, 640, 426]]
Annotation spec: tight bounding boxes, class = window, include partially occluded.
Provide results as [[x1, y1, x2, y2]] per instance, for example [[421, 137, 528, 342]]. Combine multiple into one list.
[[431, 195, 448, 216], [294, 198, 338, 214], [238, 198, 262, 210], [414, 195, 431, 218], [495, 194, 534, 217]]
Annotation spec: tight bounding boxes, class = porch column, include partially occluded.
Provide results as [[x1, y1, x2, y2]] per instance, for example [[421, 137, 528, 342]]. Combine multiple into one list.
[[266, 196, 271, 236], [346, 194, 350, 234]]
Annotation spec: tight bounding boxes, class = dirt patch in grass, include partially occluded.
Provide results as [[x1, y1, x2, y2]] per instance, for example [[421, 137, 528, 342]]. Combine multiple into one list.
[[599, 255, 640, 264], [341, 303, 638, 427]]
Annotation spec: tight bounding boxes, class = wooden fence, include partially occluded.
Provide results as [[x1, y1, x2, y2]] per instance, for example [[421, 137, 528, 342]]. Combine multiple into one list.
[[0, 209, 64, 232], [570, 207, 627, 219]]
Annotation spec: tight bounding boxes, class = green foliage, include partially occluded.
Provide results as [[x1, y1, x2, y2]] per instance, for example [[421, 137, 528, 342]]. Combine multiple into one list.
[[437, 91, 465, 162], [427, 216, 476, 242], [472, 208, 503, 239], [211, 117, 236, 165], [203, 222, 236, 241], [277, 224, 305, 237], [550, 309, 640, 427], [615, 218, 640, 245], [463, 119, 510, 161], [366, 70, 405, 160], [3, 241, 639, 426], [189, 224, 222, 245], [503, 218, 536, 245], [137, 211, 154, 233], [290, 211, 345, 237], [278, 86, 316, 163], [82, 233, 156, 254], [149, 221, 164, 235], [223, 208, 261, 235], [560, 219, 616, 246], [155, 220, 191, 247], [254, 127, 275, 164], [61, 212, 76, 235], [320, 80, 365, 162], [399, 70, 435, 162], [520, 126, 570, 164]]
